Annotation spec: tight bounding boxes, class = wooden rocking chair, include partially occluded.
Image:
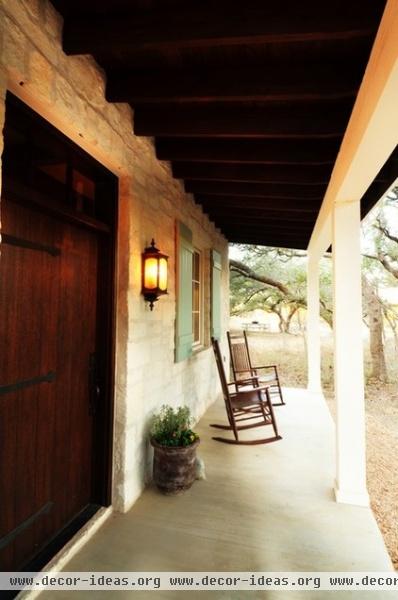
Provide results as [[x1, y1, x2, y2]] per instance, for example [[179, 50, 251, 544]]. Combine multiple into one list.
[[211, 337, 282, 445], [227, 331, 285, 406]]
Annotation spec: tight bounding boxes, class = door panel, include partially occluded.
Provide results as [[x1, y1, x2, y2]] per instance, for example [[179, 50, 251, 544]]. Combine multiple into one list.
[[53, 221, 98, 529], [0, 197, 98, 570]]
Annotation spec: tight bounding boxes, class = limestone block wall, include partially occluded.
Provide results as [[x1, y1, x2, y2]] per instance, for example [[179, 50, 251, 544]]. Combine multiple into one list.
[[0, 0, 230, 512]]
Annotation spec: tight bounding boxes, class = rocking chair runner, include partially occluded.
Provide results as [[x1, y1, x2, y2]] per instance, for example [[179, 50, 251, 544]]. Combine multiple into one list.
[[227, 331, 285, 406], [211, 337, 281, 445]]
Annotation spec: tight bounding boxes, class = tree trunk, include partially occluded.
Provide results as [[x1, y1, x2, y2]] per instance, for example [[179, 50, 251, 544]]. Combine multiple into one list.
[[271, 305, 287, 333], [362, 277, 388, 382], [277, 315, 287, 333], [285, 306, 297, 333], [296, 308, 308, 358]]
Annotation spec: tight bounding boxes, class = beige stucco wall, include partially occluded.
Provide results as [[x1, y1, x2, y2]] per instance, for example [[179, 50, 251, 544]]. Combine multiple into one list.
[[0, 0, 229, 512]]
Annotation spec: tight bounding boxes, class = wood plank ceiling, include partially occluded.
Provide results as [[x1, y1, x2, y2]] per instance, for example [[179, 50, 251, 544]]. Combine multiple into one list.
[[51, 0, 390, 249]]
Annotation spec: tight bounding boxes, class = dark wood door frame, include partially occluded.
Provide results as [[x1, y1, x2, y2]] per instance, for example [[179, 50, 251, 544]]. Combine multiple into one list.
[[1, 93, 118, 573], [1, 177, 117, 511]]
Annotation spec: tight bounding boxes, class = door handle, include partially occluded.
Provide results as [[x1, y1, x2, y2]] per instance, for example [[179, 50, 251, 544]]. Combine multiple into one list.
[[88, 353, 100, 416]]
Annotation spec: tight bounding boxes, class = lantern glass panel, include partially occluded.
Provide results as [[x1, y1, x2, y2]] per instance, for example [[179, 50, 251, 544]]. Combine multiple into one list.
[[158, 257, 168, 291], [144, 257, 158, 289]]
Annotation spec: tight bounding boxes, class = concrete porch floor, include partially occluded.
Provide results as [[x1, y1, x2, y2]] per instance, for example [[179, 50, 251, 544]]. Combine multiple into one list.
[[38, 388, 394, 599]]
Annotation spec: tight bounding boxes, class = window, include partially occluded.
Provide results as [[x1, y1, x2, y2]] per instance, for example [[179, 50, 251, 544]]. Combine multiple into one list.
[[3, 93, 116, 228], [175, 221, 222, 361], [192, 250, 202, 347]]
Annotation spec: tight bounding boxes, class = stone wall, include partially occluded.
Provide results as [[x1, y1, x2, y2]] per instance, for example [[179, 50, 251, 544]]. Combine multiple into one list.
[[0, 0, 229, 512]]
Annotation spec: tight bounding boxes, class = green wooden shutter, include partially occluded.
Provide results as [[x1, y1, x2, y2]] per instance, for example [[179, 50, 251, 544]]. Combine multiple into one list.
[[175, 222, 194, 362], [211, 249, 222, 340]]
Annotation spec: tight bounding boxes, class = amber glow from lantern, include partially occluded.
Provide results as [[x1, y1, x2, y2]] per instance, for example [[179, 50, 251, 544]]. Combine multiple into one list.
[[158, 258, 168, 291], [144, 257, 158, 290]]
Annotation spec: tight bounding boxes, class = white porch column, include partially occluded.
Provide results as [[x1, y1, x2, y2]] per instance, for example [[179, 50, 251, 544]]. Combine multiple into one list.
[[307, 254, 322, 393], [333, 200, 369, 507]]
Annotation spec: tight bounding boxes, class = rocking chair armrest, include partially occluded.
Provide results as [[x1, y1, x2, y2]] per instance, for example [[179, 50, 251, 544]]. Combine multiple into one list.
[[227, 379, 257, 388], [252, 365, 278, 371], [230, 384, 271, 399]]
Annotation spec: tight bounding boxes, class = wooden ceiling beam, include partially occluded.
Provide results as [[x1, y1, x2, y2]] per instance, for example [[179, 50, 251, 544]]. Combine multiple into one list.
[[213, 223, 313, 235], [156, 138, 339, 164], [205, 216, 316, 234], [226, 235, 308, 249], [134, 104, 351, 138], [173, 162, 331, 184], [61, 2, 381, 55], [186, 180, 326, 197], [195, 194, 321, 212], [107, 65, 358, 104], [224, 227, 309, 241], [51, 0, 135, 17], [203, 210, 317, 223], [212, 224, 314, 236], [223, 228, 310, 239]]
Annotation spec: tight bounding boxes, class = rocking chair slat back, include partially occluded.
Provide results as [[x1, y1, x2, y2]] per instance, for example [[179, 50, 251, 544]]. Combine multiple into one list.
[[229, 340, 252, 379], [227, 330, 286, 406], [227, 331, 254, 382]]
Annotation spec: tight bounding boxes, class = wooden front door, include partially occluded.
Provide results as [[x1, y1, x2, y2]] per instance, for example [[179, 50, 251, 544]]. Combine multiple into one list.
[[0, 195, 104, 571]]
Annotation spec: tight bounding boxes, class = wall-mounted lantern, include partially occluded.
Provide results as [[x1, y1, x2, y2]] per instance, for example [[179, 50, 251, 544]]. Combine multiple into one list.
[[141, 239, 168, 310]]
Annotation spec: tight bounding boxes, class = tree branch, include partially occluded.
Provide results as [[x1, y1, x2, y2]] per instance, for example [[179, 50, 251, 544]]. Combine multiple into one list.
[[230, 259, 289, 294], [373, 222, 398, 244], [376, 254, 398, 279], [363, 252, 398, 280], [243, 288, 271, 304]]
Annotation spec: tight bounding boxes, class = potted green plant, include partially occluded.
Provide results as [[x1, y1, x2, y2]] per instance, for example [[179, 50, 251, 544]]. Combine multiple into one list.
[[150, 405, 200, 494]]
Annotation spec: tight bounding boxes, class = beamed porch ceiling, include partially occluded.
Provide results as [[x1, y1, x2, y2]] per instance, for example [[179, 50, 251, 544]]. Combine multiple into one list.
[[51, 0, 396, 250]]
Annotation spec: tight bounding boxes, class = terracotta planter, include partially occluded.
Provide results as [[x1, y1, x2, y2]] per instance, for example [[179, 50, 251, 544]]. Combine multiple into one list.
[[151, 438, 200, 494]]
